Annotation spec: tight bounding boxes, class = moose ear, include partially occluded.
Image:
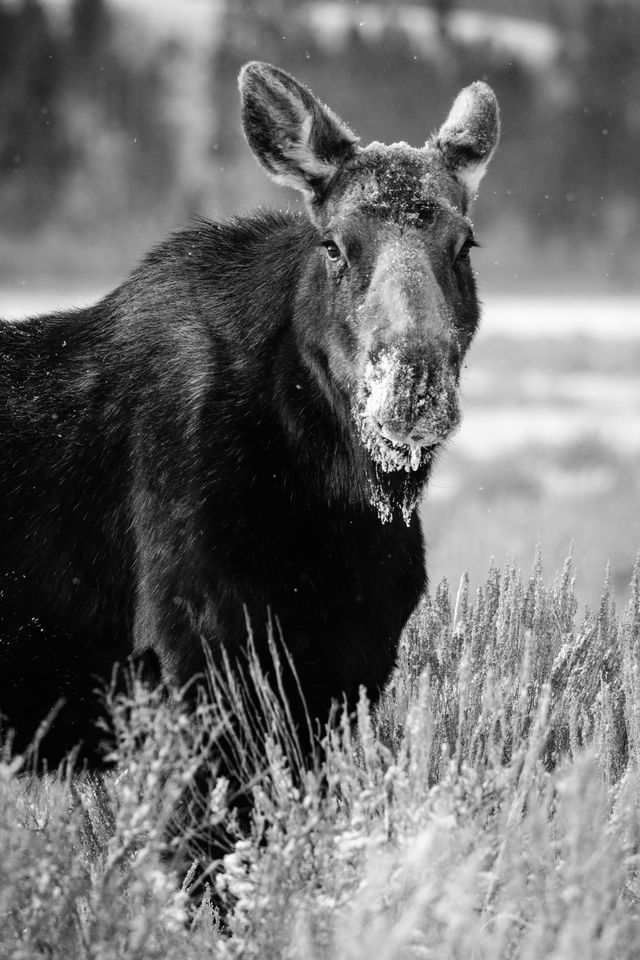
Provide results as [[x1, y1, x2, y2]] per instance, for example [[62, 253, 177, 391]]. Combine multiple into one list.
[[239, 61, 358, 199], [436, 82, 500, 196]]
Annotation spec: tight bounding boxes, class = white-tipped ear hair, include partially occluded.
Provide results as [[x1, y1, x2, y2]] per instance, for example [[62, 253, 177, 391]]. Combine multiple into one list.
[[239, 61, 358, 200], [436, 81, 500, 196]]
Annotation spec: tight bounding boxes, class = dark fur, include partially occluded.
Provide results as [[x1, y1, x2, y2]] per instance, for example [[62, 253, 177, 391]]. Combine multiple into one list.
[[0, 64, 498, 780], [0, 211, 426, 763]]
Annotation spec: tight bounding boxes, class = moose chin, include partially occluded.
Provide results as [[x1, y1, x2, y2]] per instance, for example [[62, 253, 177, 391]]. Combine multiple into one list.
[[0, 62, 499, 866]]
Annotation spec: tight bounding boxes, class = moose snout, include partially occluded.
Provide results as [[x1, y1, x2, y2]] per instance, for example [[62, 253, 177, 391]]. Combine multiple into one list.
[[358, 241, 463, 453], [361, 341, 461, 450], [378, 418, 439, 447]]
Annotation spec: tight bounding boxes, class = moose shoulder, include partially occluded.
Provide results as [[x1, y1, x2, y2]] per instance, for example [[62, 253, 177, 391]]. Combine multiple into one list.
[[0, 63, 499, 766]]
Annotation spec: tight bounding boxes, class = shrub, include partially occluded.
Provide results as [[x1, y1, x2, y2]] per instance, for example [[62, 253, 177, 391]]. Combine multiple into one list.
[[2, 549, 640, 958]]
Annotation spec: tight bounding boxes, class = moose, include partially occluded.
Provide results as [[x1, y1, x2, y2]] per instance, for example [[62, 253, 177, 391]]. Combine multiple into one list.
[[0, 64, 499, 785]]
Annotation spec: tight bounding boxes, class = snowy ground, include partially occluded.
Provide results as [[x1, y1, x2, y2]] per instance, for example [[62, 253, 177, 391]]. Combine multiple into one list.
[[4, 288, 639, 459], [477, 296, 640, 341], [4, 289, 639, 337], [1, 286, 107, 322], [2, 285, 638, 607]]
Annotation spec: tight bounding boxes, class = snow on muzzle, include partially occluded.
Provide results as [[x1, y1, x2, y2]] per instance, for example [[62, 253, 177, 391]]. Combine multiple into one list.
[[358, 346, 461, 473], [355, 239, 462, 473]]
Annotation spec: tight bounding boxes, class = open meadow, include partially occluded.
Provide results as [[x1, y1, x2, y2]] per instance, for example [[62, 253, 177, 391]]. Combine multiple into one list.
[[2, 0, 640, 952], [423, 295, 640, 611], [2, 290, 640, 956], [5, 286, 638, 607], [3, 552, 640, 958]]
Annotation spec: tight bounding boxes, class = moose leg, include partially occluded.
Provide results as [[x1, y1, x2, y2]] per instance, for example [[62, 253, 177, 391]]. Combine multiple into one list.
[[0, 604, 132, 769], [128, 516, 254, 892]]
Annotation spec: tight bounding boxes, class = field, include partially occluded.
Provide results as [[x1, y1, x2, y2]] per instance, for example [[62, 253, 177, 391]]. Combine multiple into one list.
[[3, 556, 640, 957], [7, 285, 635, 608], [2, 291, 640, 956], [420, 294, 640, 611]]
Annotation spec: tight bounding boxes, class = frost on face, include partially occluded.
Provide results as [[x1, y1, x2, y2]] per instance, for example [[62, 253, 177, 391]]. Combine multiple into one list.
[[356, 347, 461, 524]]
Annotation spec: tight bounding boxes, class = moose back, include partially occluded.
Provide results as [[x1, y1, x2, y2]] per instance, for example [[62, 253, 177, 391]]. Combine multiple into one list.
[[0, 63, 499, 765]]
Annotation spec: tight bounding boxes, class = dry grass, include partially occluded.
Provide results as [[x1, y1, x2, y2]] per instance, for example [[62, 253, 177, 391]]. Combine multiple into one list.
[[2, 550, 640, 958]]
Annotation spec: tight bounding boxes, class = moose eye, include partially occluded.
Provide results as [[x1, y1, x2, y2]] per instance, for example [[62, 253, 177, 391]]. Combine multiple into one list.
[[455, 236, 478, 264], [322, 240, 343, 263]]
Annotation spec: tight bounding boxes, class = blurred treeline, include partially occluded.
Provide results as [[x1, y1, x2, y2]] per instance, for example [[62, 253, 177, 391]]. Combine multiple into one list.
[[0, 0, 174, 234], [1, 0, 639, 290]]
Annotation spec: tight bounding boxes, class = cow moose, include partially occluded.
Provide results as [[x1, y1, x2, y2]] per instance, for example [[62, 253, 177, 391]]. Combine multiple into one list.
[[0, 65, 499, 788]]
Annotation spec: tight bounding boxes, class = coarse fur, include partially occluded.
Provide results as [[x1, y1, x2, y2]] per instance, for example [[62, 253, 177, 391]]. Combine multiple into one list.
[[0, 64, 499, 776]]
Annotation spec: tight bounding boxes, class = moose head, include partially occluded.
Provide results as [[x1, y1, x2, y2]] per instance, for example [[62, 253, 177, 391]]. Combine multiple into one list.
[[239, 62, 499, 521]]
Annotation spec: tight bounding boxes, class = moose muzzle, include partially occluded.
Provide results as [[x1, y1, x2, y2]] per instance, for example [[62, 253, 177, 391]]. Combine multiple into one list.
[[357, 243, 462, 472]]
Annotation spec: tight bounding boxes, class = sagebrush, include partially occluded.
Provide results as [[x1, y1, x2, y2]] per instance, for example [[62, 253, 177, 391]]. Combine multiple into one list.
[[2, 549, 640, 959]]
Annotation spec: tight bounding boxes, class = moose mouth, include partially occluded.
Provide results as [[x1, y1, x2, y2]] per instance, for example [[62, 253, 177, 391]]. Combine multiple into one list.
[[355, 352, 462, 486], [355, 388, 460, 523], [359, 416, 454, 474]]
